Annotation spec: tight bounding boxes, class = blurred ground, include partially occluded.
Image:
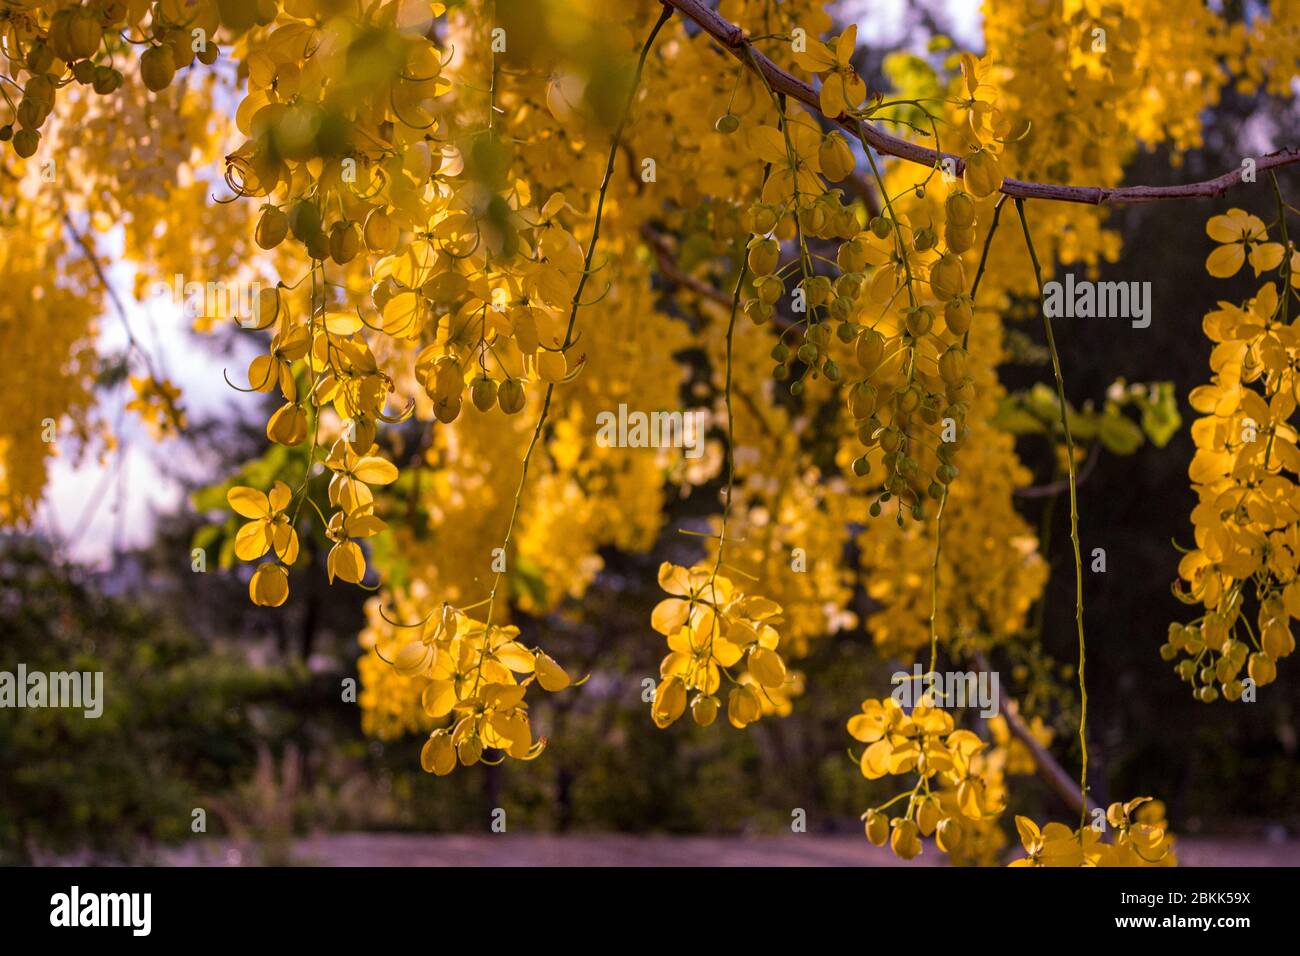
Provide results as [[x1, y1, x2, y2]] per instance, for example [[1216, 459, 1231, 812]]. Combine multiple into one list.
[[149, 833, 1299, 867]]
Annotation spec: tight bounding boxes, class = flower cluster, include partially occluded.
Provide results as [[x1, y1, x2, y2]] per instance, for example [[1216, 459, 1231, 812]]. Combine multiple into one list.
[[850, 697, 998, 860], [1010, 798, 1175, 867], [1167, 210, 1300, 700], [649, 562, 788, 730], [389, 604, 574, 774]]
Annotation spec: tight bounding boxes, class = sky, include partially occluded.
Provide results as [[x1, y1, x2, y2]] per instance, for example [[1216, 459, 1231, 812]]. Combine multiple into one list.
[[38, 235, 259, 565]]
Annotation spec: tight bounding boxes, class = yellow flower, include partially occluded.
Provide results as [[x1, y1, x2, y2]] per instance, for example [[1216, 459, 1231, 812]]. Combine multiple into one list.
[[420, 729, 457, 775], [650, 561, 716, 635], [792, 26, 865, 118], [1009, 816, 1085, 867], [125, 375, 186, 439], [661, 619, 743, 695], [957, 53, 1005, 147], [534, 651, 571, 691], [747, 113, 826, 204], [847, 696, 903, 744], [266, 402, 308, 446], [890, 818, 922, 860], [325, 508, 386, 584], [247, 325, 310, 401], [961, 147, 1004, 199], [652, 675, 687, 728], [726, 683, 762, 728], [455, 682, 541, 760], [1205, 208, 1283, 278], [422, 637, 480, 719], [228, 480, 299, 564], [324, 439, 399, 513]]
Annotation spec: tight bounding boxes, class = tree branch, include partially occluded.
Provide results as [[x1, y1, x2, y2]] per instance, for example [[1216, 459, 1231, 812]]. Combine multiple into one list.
[[642, 223, 797, 330], [644, 224, 733, 306], [1012, 442, 1103, 499], [973, 649, 1099, 817], [662, 0, 1300, 206]]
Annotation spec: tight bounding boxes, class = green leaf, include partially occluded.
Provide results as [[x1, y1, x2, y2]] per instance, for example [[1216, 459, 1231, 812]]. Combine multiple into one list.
[[1097, 411, 1144, 455], [992, 399, 1046, 435], [1138, 382, 1182, 447]]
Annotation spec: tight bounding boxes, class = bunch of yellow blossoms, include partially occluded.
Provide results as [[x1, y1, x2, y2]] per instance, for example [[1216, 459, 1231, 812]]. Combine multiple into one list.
[[851, 697, 996, 861], [1168, 207, 1300, 701], [385, 603, 573, 774], [1011, 799, 1175, 867], [649, 562, 788, 730]]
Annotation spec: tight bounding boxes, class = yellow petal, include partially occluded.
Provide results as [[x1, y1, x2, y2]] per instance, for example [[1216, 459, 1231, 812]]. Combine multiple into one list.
[[651, 597, 691, 635], [494, 641, 536, 673], [836, 26, 857, 66], [748, 646, 787, 687], [235, 520, 272, 561], [747, 125, 790, 166], [249, 563, 289, 607], [228, 486, 270, 518], [328, 541, 366, 584], [1249, 242, 1284, 276], [1206, 243, 1245, 278], [1205, 213, 1244, 243], [272, 524, 299, 564], [819, 72, 846, 118], [352, 456, 398, 484], [267, 480, 293, 513], [535, 652, 571, 691]]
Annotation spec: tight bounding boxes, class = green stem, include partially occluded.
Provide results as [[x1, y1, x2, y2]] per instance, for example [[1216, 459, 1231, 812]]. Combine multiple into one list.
[[927, 487, 947, 676], [1015, 198, 1088, 831], [478, 3, 673, 639]]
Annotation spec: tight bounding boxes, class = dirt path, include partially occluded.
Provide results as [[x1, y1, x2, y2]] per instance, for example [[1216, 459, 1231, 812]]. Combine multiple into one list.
[[161, 832, 1299, 867]]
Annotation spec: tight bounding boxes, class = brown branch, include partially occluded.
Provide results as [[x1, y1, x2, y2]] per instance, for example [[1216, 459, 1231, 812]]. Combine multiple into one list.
[[63, 213, 147, 357], [972, 649, 1099, 817], [663, 0, 1300, 206], [1013, 441, 1103, 499], [642, 223, 798, 330], [63, 213, 185, 433], [644, 223, 733, 306]]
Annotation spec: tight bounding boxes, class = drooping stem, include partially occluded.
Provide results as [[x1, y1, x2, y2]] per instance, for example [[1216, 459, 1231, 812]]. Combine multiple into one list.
[[1015, 198, 1089, 831], [479, 3, 674, 635], [704, 164, 772, 655], [858, 136, 916, 305], [705, 251, 749, 599], [927, 487, 947, 677]]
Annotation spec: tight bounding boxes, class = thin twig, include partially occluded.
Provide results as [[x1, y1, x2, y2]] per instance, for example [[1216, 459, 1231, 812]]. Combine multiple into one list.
[[1015, 198, 1090, 830], [1013, 442, 1102, 498]]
